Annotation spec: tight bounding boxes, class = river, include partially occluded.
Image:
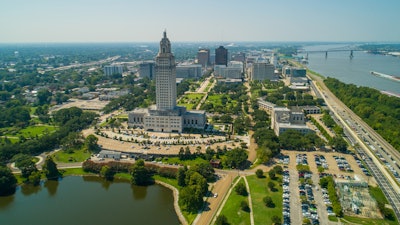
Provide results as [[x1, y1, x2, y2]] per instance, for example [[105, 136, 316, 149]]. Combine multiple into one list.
[[302, 44, 400, 95], [0, 176, 180, 225]]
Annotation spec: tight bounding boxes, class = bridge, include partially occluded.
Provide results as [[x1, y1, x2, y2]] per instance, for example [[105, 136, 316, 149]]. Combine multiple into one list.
[[298, 46, 363, 58]]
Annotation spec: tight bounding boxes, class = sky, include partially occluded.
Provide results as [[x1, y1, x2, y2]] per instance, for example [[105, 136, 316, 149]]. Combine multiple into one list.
[[0, 0, 399, 43]]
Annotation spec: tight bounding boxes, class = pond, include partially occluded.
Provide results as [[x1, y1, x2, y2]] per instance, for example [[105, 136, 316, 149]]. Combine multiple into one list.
[[0, 176, 180, 225]]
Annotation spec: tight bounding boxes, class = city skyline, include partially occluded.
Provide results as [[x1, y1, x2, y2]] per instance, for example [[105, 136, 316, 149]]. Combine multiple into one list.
[[1, 0, 399, 43]]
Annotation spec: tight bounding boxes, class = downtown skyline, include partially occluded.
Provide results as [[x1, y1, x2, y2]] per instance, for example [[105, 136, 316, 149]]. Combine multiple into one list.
[[0, 0, 399, 43]]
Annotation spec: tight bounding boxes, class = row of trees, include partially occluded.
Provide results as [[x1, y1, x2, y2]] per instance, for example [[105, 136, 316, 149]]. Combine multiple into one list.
[[325, 77, 400, 150]]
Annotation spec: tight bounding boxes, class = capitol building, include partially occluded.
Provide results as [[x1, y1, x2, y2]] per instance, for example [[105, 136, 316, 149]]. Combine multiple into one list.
[[128, 31, 206, 133]]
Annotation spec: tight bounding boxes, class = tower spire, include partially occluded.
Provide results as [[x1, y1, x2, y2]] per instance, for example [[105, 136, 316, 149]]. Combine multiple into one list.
[[163, 29, 167, 38]]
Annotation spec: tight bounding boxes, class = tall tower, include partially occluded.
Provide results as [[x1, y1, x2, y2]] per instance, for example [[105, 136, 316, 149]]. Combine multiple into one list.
[[215, 46, 228, 66], [155, 31, 176, 111]]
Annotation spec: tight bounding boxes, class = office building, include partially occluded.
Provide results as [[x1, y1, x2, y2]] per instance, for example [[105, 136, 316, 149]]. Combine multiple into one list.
[[176, 64, 202, 79], [214, 61, 243, 79], [215, 46, 228, 66], [103, 65, 123, 76], [139, 61, 155, 79], [249, 62, 275, 81], [197, 49, 210, 68], [271, 107, 311, 136]]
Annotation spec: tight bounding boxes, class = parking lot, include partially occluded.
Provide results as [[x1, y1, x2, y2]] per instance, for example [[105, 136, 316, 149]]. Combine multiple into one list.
[[281, 150, 376, 225]]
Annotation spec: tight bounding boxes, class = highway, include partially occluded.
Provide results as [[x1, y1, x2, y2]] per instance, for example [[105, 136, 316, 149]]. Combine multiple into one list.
[[306, 71, 400, 221]]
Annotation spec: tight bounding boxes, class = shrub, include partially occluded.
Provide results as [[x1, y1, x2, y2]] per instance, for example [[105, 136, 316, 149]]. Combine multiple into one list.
[[255, 169, 264, 178], [240, 200, 250, 212], [235, 182, 248, 196], [263, 196, 275, 208]]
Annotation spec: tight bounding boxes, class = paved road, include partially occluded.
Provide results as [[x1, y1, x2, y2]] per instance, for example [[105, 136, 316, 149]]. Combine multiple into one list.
[[304, 66, 400, 221], [194, 171, 238, 225]]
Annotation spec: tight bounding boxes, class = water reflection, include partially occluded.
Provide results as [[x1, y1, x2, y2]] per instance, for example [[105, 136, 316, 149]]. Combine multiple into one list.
[[0, 195, 15, 209], [44, 180, 59, 196], [20, 183, 41, 196], [132, 185, 148, 200]]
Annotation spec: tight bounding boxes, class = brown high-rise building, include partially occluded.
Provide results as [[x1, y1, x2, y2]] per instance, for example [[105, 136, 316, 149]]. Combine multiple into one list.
[[215, 46, 228, 66], [197, 48, 210, 68]]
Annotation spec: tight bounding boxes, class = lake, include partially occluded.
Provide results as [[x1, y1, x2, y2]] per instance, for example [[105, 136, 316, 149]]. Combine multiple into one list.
[[0, 176, 180, 225]]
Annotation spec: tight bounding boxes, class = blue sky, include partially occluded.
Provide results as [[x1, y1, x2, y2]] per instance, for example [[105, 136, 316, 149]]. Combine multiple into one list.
[[0, 0, 399, 42]]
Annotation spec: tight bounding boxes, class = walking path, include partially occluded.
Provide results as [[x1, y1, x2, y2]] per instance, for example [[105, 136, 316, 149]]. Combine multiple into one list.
[[243, 176, 255, 225]]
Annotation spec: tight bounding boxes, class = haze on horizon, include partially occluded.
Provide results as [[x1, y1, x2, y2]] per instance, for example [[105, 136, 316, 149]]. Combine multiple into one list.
[[0, 0, 399, 43]]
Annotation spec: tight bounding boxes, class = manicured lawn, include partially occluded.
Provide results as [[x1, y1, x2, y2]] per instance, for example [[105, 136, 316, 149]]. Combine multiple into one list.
[[219, 178, 251, 225], [247, 174, 283, 225], [177, 93, 204, 110], [3, 125, 57, 140], [18, 125, 57, 137], [60, 168, 95, 176], [369, 185, 389, 204], [328, 215, 338, 222], [161, 156, 209, 167], [52, 149, 91, 163], [342, 215, 397, 225]]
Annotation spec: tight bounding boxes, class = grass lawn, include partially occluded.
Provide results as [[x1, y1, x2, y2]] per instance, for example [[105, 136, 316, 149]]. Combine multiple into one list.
[[247, 174, 283, 225], [161, 156, 209, 167], [329, 216, 339, 222], [177, 93, 204, 110], [18, 125, 57, 137], [342, 215, 397, 225], [369, 185, 389, 204], [60, 168, 95, 176], [219, 178, 251, 225], [52, 148, 91, 163]]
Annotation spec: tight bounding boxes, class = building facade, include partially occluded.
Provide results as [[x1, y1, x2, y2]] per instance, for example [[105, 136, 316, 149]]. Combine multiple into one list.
[[215, 46, 228, 66], [176, 64, 202, 79], [197, 49, 210, 68], [128, 31, 206, 133], [250, 62, 275, 81], [139, 61, 155, 79], [104, 65, 123, 76]]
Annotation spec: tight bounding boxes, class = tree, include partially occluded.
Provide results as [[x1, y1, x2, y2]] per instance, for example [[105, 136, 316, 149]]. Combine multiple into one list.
[[255, 169, 264, 178], [190, 162, 215, 182], [330, 136, 348, 152], [273, 165, 283, 175], [42, 156, 60, 180], [179, 185, 203, 212], [0, 166, 17, 196], [263, 196, 275, 208], [100, 165, 114, 181], [84, 134, 99, 152], [268, 181, 276, 191], [222, 148, 248, 169], [37, 89, 52, 105], [235, 182, 247, 196], [14, 155, 37, 178], [269, 170, 276, 180], [177, 166, 187, 187], [271, 215, 282, 225], [215, 215, 230, 225], [130, 159, 150, 185], [28, 170, 41, 186], [241, 200, 250, 212]]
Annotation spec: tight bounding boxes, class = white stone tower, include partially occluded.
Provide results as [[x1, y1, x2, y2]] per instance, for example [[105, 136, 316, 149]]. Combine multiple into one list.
[[155, 30, 176, 110]]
